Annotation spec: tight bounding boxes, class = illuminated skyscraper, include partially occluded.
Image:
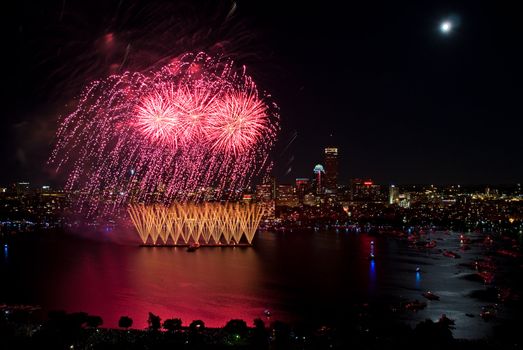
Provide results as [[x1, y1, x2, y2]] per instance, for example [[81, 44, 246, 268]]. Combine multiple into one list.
[[350, 179, 383, 202], [389, 185, 399, 205], [313, 164, 325, 195], [295, 178, 310, 203], [276, 184, 299, 207], [255, 177, 276, 220], [324, 147, 338, 194]]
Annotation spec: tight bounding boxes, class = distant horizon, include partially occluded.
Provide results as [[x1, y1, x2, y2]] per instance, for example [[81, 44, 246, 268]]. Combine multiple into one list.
[[1, 179, 521, 189]]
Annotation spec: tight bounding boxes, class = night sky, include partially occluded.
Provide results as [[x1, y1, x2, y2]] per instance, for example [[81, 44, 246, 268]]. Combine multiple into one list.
[[5, 0, 523, 186]]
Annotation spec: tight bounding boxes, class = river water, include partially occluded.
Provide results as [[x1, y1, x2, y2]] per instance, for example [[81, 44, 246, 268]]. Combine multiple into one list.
[[1, 228, 516, 339]]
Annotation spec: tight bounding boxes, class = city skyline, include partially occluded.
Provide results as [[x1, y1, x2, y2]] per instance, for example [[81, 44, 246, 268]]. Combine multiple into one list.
[[4, 0, 523, 186], [1, 142, 521, 188]]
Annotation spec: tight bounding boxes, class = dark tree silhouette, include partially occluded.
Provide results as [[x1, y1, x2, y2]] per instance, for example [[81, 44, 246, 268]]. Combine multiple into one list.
[[271, 320, 291, 346], [224, 319, 248, 335], [414, 319, 453, 344], [47, 310, 68, 329], [68, 312, 89, 329], [253, 318, 265, 330], [162, 318, 182, 332], [189, 320, 205, 332], [118, 316, 133, 329], [251, 318, 269, 347], [86, 315, 103, 328], [147, 312, 161, 331]]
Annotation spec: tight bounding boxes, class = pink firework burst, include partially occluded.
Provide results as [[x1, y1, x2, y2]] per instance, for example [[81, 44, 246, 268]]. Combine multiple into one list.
[[135, 88, 180, 146], [208, 90, 269, 155], [173, 85, 217, 144]]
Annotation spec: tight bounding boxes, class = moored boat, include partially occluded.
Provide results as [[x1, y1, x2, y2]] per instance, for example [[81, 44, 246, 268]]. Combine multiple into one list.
[[422, 291, 440, 300], [443, 250, 461, 259], [187, 242, 200, 252]]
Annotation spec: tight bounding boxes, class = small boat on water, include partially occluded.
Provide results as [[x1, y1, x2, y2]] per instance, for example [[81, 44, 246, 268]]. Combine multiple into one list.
[[480, 310, 496, 321], [496, 249, 521, 258], [425, 240, 437, 248], [443, 250, 461, 259], [422, 291, 440, 300], [187, 242, 200, 252], [478, 271, 494, 284]]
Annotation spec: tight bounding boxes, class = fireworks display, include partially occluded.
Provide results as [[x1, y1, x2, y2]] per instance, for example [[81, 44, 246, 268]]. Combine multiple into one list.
[[49, 52, 279, 216], [128, 203, 264, 245]]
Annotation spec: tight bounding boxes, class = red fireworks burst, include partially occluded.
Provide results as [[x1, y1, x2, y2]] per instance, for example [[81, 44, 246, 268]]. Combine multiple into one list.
[[208, 90, 268, 155], [135, 89, 179, 146], [174, 85, 217, 144]]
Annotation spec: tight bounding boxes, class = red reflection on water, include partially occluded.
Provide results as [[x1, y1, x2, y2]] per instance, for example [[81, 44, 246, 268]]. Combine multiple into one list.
[[50, 232, 268, 329]]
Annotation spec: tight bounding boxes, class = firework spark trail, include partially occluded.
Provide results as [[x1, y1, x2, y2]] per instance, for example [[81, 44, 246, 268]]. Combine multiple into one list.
[[50, 52, 279, 216]]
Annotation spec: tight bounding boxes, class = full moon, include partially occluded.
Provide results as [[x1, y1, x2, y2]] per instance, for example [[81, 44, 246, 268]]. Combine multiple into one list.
[[440, 20, 452, 34]]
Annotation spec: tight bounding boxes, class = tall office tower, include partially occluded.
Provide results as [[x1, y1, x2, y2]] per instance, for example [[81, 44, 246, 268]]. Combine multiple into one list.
[[389, 184, 399, 205], [313, 164, 325, 195], [276, 184, 299, 207], [256, 177, 277, 220], [295, 178, 310, 203], [324, 147, 338, 194]]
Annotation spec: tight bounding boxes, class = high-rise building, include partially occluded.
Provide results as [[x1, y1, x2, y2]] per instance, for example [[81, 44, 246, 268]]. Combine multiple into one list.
[[324, 147, 338, 193], [266, 176, 277, 200], [256, 184, 273, 202], [276, 184, 299, 207], [389, 185, 399, 204], [398, 193, 411, 208], [295, 178, 310, 202], [313, 164, 325, 195], [255, 182, 275, 220], [303, 193, 320, 206], [349, 179, 383, 202], [14, 182, 30, 195]]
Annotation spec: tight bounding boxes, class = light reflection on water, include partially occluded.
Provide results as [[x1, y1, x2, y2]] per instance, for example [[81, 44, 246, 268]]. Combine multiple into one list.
[[0, 229, 515, 339], [415, 271, 421, 289]]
